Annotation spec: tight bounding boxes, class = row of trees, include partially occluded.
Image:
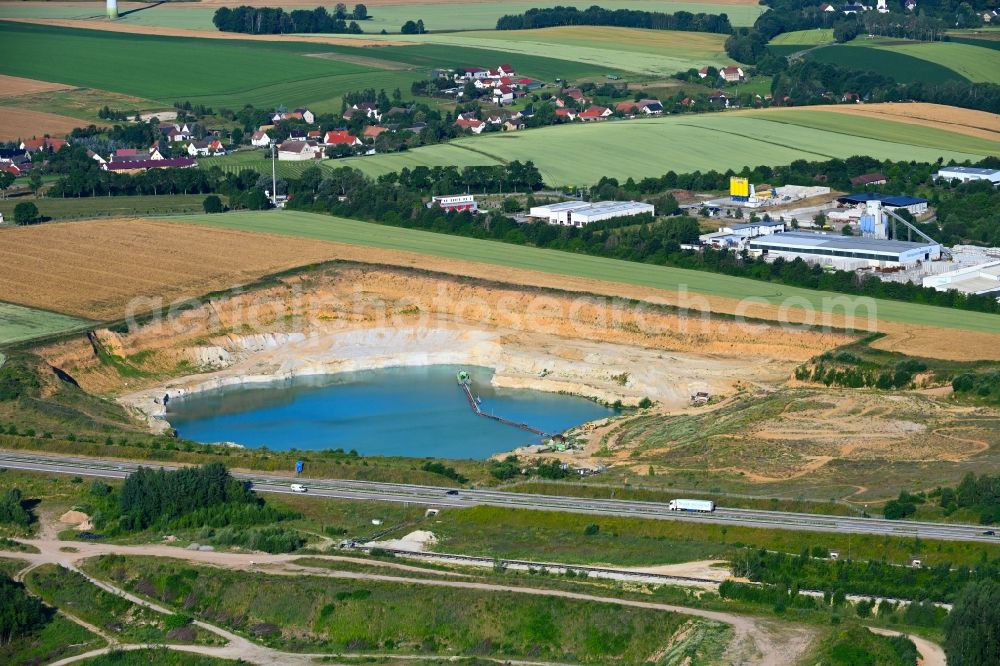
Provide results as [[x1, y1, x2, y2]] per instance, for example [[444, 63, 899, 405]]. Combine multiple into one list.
[[496, 6, 732, 33], [0, 576, 49, 646], [212, 6, 364, 34], [742, 547, 999, 603]]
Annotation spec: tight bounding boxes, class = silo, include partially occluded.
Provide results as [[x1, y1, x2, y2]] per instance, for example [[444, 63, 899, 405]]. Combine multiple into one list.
[[107, 0, 118, 19]]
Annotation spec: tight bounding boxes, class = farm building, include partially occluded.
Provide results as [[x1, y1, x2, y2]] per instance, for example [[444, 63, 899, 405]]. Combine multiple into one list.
[[430, 195, 478, 213], [719, 66, 745, 82], [849, 172, 886, 187], [747, 232, 941, 268], [101, 157, 196, 174], [923, 262, 1000, 297], [277, 140, 323, 161], [933, 166, 1000, 184], [323, 130, 361, 146], [529, 200, 654, 227]]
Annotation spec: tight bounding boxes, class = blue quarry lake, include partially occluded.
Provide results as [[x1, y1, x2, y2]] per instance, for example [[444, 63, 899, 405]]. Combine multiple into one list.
[[166, 365, 615, 459]]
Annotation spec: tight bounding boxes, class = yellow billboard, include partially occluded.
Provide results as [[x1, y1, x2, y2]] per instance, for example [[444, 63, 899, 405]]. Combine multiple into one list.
[[730, 177, 749, 198]]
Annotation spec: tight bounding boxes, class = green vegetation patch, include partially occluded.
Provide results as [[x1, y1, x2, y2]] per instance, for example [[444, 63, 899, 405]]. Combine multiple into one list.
[[814, 625, 918, 666], [807, 43, 967, 84], [25, 564, 217, 645], [335, 113, 994, 185], [0, 611, 99, 665], [769, 29, 834, 46], [0, 195, 212, 222], [171, 210, 1000, 334], [78, 649, 241, 666], [426, 505, 1000, 567], [870, 40, 1000, 84], [0, 302, 89, 347], [85, 554, 689, 663]]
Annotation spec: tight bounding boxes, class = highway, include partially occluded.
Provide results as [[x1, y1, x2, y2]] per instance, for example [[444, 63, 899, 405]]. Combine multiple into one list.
[[2, 451, 997, 543]]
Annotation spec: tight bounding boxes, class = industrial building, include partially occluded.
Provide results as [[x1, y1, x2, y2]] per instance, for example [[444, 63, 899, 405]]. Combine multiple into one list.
[[430, 194, 478, 213], [699, 220, 785, 248], [933, 166, 1000, 184], [837, 193, 928, 216], [529, 200, 654, 227], [747, 232, 942, 268], [923, 262, 1000, 297]]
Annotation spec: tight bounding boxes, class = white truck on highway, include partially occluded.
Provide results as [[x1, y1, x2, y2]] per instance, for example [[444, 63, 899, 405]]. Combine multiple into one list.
[[668, 499, 715, 512]]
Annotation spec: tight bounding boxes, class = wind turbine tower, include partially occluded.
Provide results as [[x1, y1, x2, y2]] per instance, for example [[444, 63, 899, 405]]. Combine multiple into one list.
[[107, 0, 118, 19]]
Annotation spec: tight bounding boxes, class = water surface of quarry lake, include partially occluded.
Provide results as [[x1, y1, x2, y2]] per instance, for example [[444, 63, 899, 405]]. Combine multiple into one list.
[[167, 365, 615, 459]]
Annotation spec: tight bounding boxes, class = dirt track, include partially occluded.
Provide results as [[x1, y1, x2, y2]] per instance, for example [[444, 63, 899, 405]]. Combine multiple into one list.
[[2, 536, 816, 665]]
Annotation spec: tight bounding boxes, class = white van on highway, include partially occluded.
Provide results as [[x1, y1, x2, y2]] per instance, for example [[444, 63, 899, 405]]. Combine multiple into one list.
[[290, 484, 307, 493]]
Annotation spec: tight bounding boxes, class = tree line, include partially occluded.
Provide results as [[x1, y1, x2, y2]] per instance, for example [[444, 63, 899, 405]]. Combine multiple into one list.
[[212, 6, 364, 34], [496, 6, 732, 34]]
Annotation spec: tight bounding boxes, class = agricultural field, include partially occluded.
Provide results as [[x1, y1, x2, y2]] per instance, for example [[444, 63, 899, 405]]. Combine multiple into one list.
[[0, 84, 162, 125], [333, 111, 998, 185], [761, 102, 1000, 143], [0, 302, 89, 347], [0, 0, 767, 32], [768, 28, 834, 45], [0, 194, 213, 222], [172, 210, 1000, 337], [363, 26, 736, 75], [0, 106, 81, 141], [0, 218, 349, 320], [0, 22, 606, 112], [807, 37, 1000, 84]]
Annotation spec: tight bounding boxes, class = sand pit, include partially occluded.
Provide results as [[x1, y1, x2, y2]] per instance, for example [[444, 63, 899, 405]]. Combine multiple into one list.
[[366, 530, 438, 552], [0, 74, 73, 99], [0, 106, 82, 141], [59, 510, 94, 531]]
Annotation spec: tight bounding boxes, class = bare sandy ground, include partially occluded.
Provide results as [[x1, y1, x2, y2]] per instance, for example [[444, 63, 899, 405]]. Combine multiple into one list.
[[0, 105, 82, 140], [749, 102, 1000, 142], [0, 74, 72, 98]]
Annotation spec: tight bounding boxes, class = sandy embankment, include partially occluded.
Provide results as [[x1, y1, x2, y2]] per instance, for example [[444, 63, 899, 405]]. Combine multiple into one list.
[[38, 266, 846, 435]]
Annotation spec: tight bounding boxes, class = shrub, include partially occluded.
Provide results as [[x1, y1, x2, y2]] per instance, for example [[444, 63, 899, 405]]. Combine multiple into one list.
[[13, 201, 39, 225], [583, 523, 600, 536], [202, 195, 224, 214]]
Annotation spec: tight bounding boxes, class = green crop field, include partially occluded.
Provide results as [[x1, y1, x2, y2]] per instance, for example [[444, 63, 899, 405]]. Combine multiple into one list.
[[362, 26, 735, 75], [329, 111, 997, 186], [0, 22, 605, 111], [869, 40, 1000, 83], [0, 1, 766, 32], [769, 28, 834, 45], [806, 38, 1000, 84], [0, 301, 90, 347], [0, 194, 210, 222], [170, 210, 1000, 334]]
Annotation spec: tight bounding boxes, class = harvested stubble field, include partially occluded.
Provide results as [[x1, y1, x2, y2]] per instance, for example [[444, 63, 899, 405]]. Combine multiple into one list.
[[752, 102, 1000, 142], [0, 218, 348, 320], [0, 105, 85, 141], [0, 73, 71, 98]]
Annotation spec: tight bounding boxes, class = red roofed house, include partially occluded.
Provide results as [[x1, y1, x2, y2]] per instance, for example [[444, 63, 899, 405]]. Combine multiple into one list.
[[20, 137, 67, 153], [307, 130, 322, 140], [0, 164, 22, 177], [251, 130, 271, 147], [697, 66, 710, 78], [719, 66, 745, 83], [616, 101, 638, 114], [555, 108, 578, 121], [363, 125, 389, 140], [323, 130, 362, 146], [497, 64, 515, 75], [850, 172, 887, 187], [455, 117, 486, 134], [493, 85, 515, 105], [578, 105, 612, 122]]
